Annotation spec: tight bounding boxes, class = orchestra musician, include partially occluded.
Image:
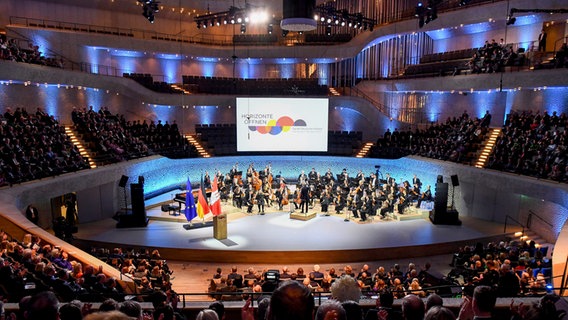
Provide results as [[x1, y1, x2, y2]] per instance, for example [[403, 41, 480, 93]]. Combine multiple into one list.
[[232, 184, 243, 208], [416, 185, 433, 209], [308, 167, 318, 182], [320, 190, 331, 215], [244, 187, 254, 213], [300, 182, 310, 214], [256, 190, 266, 215], [203, 171, 211, 188], [379, 193, 394, 219], [298, 170, 308, 185]]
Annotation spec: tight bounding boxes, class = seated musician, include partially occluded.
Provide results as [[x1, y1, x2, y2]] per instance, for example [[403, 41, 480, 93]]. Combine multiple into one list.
[[244, 188, 254, 213], [320, 190, 331, 214], [416, 185, 433, 209], [408, 182, 421, 203], [232, 185, 242, 208], [308, 167, 318, 182], [379, 193, 394, 219], [323, 168, 335, 184], [397, 188, 410, 214], [334, 186, 347, 214]]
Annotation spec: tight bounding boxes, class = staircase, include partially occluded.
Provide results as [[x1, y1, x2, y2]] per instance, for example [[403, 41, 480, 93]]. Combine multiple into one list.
[[355, 142, 374, 158], [64, 126, 97, 168], [184, 134, 210, 158], [474, 128, 501, 168], [514, 230, 555, 260]]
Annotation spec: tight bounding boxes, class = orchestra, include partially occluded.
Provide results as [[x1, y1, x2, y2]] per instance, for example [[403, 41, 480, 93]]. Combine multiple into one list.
[[176, 161, 433, 221]]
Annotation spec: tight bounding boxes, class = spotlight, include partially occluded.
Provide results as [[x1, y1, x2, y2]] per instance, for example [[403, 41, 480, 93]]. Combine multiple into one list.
[[326, 25, 332, 36], [506, 15, 516, 25], [267, 24, 273, 34], [240, 24, 246, 33]]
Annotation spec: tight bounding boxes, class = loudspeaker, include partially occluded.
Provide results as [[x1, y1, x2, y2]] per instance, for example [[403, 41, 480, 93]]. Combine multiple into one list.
[[116, 183, 148, 228], [118, 175, 129, 188], [451, 175, 460, 187], [434, 182, 448, 214]]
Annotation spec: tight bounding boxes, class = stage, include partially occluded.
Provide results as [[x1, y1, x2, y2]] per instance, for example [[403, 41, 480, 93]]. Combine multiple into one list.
[[73, 193, 520, 264]]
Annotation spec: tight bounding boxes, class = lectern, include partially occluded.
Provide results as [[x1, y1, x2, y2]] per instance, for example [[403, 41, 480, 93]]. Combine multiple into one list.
[[213, 214, 227, 240]]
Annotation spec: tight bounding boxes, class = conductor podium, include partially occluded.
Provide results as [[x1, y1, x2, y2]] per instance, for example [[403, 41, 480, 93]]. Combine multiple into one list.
[[213, 213, 227, 240]]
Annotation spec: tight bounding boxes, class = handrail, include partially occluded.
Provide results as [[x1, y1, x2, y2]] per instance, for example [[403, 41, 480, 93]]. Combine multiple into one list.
[[527, 210, 554, 230], [553, 36, 568, 55], [344, 86, 391, 116], [561, 255, 568, 296], [504, 214, 525, 235]]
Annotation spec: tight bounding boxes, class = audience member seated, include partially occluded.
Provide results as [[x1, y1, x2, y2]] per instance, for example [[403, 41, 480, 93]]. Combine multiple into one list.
[[71, 106, 150, 164], [0, 107, 90, 186], [125, 119, 197, 158], [0, 35, 63, 68], [487, 110, 567, 182], [371, 111, 488, 164]]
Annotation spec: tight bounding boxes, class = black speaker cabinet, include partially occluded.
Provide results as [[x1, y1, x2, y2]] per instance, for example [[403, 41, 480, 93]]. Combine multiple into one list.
[[118, 175, 129, 188], [434, 182, 448, 214], [116, 183, 148, 228], [451, 175, 460, 187]]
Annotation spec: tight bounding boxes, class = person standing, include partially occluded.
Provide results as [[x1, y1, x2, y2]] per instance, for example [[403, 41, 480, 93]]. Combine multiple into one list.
[[26, 204, 39, 224], [538, 29, 547, 52], [300, 182, 310, 214]]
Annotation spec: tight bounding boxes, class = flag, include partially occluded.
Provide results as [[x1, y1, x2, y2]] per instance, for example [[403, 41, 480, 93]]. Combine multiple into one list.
[[184, 177, 197, 222], [196, 187, 210, 218], [210, 176, 222, 216]]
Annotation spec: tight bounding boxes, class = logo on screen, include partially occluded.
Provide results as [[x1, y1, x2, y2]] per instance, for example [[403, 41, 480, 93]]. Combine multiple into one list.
[[249, 116, 307, 135]]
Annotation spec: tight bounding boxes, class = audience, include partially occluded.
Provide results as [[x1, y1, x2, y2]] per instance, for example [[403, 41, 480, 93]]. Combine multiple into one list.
[[372, 111, 488, 164], [0, 107, 90, 186], [0, 34, 63, 68], [488, 110, 567, 182]]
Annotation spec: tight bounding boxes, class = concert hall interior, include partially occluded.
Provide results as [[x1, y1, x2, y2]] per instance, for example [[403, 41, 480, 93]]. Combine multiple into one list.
[[1, 0, 568, 318]]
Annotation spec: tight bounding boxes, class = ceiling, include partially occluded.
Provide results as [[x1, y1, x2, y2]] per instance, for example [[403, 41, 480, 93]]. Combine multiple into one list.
[[43, 0, 286, 16]]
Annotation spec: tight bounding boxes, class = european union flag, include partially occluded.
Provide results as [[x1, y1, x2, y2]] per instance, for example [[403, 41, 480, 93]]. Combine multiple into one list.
[[184, 177, 197, 221]]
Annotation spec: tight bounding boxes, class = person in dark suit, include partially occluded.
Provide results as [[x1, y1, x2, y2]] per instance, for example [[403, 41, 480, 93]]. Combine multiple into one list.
[[300, 183, 310, 214], [538, 29, 547, 52], [416, 185, 432, 209], [25, 204, 39, 224]]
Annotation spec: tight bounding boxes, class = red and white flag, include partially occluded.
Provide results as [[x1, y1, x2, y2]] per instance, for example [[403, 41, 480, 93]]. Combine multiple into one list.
[[209, 176, 222, 216]]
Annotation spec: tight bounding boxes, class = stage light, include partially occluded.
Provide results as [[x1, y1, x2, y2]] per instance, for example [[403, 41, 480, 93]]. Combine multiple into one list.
[[282, 29, 289, 37], [240, 24, 247, 33], [506, 15, 516, 25], [326, 25, 332, 36], [267, 24, 273, 34]]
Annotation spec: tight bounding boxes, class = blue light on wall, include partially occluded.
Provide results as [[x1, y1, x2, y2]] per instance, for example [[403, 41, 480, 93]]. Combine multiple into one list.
[[193, 105, 218, 125], [202, 62, 215, 77], [42, 86, 60, 117], [281, 64, 294, 79], [162, 59, 179, 83], [85, 88, 104, 112], [113, 56, 136, 75], [151, 104, 175, 121]]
